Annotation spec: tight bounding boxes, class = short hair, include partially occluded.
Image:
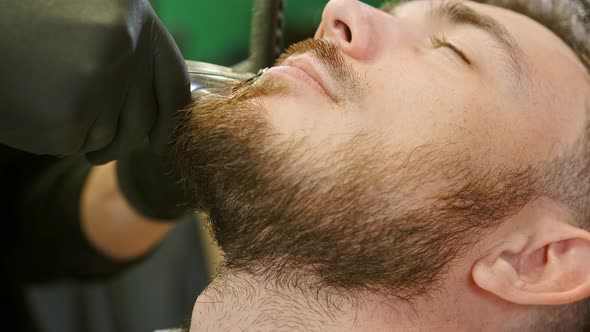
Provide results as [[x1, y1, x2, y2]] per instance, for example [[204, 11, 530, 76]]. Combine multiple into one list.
[[481, 0, 589, 72]]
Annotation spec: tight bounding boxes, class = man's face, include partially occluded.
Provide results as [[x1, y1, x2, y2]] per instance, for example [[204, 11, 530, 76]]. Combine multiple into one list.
[[265, 0, 587, 165], [170, 0, 589, 296]]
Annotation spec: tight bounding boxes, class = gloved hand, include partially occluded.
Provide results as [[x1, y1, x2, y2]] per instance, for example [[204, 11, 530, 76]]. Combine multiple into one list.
[[116, 140, 190, 221], [0, 0, 191, 163]]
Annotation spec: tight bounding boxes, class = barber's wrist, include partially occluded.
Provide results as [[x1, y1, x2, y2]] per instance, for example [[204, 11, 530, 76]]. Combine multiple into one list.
[[83, 162, 176, 261], [115, 146, 191, 221]]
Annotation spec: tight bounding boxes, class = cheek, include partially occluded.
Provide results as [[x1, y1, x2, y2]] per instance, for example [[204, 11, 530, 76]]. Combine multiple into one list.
[[351, 64, 480, 150], [262, 95, 351, 146]]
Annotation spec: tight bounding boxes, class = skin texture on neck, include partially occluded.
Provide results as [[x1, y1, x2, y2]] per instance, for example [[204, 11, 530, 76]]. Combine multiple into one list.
[[191, 268, 520, 331]]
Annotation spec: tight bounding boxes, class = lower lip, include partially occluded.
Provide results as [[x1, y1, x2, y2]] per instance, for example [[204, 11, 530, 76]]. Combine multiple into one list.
[[265, 66, 330, 99]]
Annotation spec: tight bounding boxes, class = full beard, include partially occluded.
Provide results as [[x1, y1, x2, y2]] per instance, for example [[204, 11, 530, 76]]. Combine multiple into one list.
[[168, 39, 539, 300]]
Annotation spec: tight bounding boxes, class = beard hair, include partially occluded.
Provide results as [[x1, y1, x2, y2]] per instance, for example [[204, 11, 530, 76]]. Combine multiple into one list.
[[168, 99, 538, 301], [165, 39, 577, 302]]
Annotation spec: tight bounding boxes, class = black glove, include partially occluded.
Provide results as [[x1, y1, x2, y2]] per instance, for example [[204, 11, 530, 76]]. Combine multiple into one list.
[[0, 0, 191, 163], [116, 141, 190, 221]]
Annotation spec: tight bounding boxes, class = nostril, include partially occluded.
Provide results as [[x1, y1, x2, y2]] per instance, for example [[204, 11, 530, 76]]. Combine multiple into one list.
[[335, 20, 352, 43], [344, 24, 352, 43]]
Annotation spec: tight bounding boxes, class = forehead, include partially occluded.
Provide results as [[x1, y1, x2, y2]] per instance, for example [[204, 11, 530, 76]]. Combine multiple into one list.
[[390, 0, 587, 78], [465, 1, 590, 116], [392, 0, 587, 107]]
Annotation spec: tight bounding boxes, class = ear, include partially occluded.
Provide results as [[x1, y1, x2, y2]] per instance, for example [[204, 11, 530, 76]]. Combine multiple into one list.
[[472, 212, 590, 305]]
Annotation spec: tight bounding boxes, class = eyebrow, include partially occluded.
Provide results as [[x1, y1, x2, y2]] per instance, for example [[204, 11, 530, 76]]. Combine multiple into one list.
[[381, 0, 526, 80]]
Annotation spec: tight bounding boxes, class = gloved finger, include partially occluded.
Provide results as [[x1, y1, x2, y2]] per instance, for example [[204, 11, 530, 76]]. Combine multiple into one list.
[[149, 18, 192, 157], [78, 70, 128, 163], [85, 75, 157, 165], [85, 27, 157, 165]]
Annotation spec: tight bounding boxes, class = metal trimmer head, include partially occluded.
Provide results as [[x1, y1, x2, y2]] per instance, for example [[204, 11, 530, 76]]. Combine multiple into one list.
[[185, 0, 284, 99], [187, 60, 255, 98]]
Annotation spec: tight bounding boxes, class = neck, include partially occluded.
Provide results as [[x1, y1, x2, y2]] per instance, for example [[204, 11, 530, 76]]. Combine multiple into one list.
[[190, 270, 507, 332]]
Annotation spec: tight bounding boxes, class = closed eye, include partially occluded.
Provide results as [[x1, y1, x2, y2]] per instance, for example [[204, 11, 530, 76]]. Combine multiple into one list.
[[430, 35, 472, 65]]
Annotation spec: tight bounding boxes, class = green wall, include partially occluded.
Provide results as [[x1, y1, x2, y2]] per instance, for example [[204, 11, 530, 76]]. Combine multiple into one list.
[[153, 0, 388, 66]]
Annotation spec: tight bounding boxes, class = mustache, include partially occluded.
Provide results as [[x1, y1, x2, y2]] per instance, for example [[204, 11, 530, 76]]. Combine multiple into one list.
[[225, 39, 361, 103], [203, 39, 362, 106], [275, 39, 361, 100], [274, 38, 345, 67]]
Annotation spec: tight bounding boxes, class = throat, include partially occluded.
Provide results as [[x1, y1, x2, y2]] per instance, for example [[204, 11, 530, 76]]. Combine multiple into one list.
[[190, 272, 402, 332]]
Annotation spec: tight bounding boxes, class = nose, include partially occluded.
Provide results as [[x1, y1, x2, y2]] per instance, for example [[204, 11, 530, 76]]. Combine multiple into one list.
[[314, 0, 377, 60]]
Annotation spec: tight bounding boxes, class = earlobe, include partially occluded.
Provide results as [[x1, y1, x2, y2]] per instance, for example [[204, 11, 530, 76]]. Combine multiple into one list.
[[472, 223, 590, 305]]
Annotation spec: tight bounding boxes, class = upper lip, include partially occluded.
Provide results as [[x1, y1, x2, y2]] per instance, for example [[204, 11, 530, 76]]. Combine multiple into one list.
[[281, 56, 336, 101]]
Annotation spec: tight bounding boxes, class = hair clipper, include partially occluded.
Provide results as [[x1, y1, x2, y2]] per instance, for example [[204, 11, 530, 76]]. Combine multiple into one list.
[[186, 0, 284, 99]]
